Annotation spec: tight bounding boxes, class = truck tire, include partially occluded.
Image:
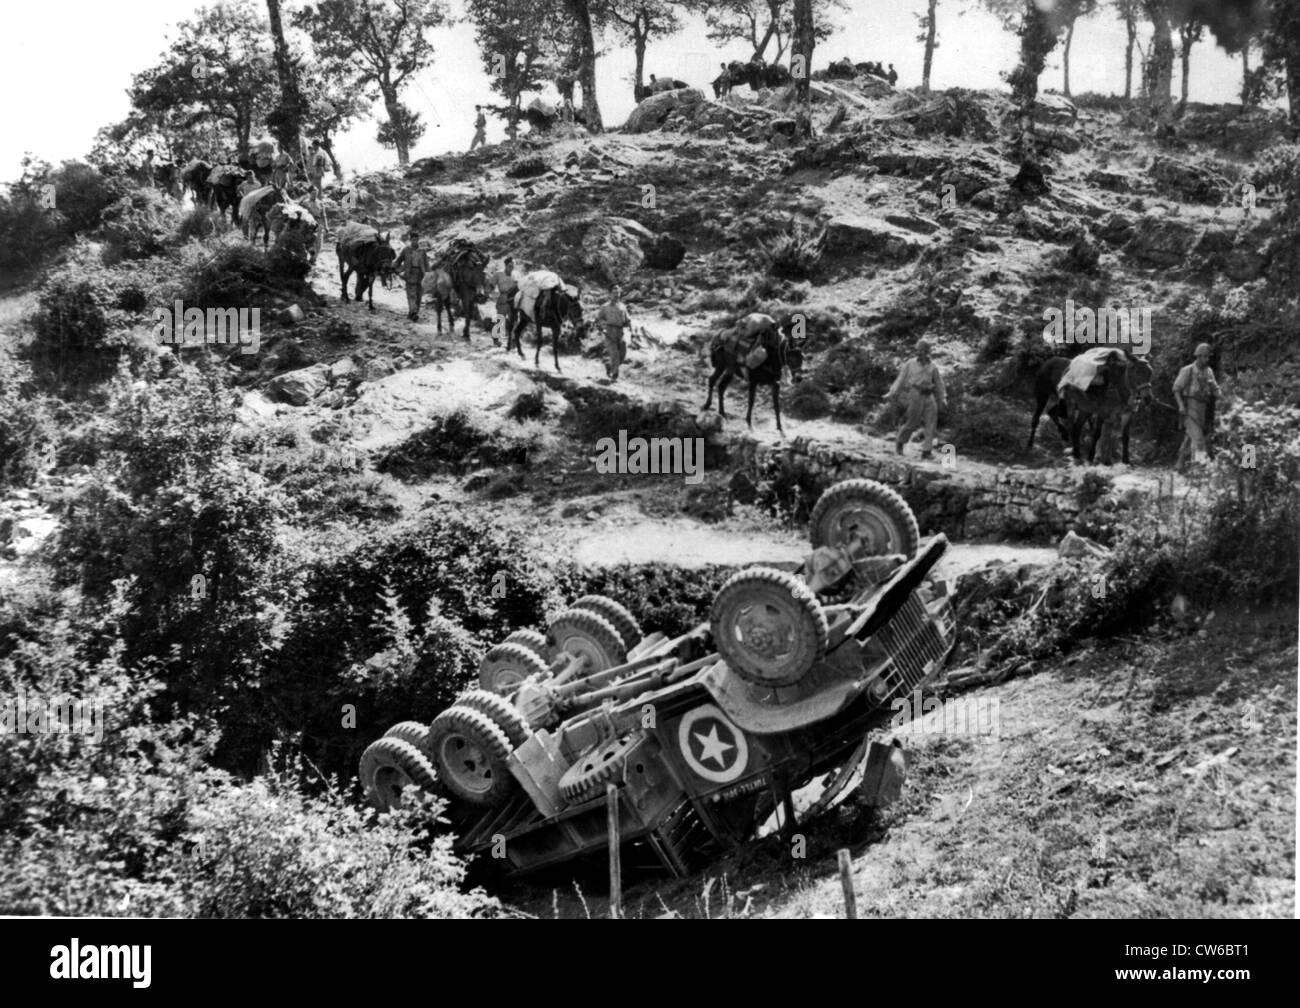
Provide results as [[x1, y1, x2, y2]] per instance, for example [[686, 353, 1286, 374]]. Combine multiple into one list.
[[558, 733, 643, 804], [383, 720, 431, 753], [429, 706, 518, 807], [454, 689, 531, 749], [710, 566, 829, 688], [479, 641, 550, 695], [503, 628, 548, 660], [571, 595, 644, 652], [359, 736, 442, 812], [809, 478, 919, 558], [546, 608, 627, 676]]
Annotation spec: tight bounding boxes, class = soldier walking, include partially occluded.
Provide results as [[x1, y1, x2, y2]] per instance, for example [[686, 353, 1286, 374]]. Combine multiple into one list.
[[469, 106, 487, 152], [888, 339, 946, 460], [394, 230, 430, 322], [598, 285, 632, 382], [1173, 342, 1220, 468]]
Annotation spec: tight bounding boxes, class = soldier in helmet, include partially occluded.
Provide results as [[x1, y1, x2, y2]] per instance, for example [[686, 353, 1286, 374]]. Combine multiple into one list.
[[888, 338, 947, 460], [1173, 342, 1220, 468]]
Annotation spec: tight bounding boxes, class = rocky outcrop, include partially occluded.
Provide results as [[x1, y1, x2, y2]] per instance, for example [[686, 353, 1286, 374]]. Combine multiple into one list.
[[623, 88, 706, 133], [580, 217, 687, 281], [1148, 155, 1232, 205], [1124, 211, 1205, 268], [823, 213, 929, 260], [267, 363, 330, 406]]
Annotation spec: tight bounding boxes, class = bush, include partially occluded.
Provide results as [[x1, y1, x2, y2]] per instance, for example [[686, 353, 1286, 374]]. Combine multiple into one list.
[[0, 353, 57, 488], [176, 207, 219, 243], [24, 262, 144, 386], [569, 562, 735, 640], [97, 187, 180, 261], [945, 392, 1032, 463], [374, 407, 539, 480], [759, 226, 825, 279], [0, 590, 493, 918], [174, 238, 317, 313]]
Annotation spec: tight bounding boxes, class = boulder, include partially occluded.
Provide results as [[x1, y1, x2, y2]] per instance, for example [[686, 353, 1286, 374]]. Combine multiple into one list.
[[644, 233, 686, 269], [364, 355, 398, 381], [267, 363, 330, 406], [1086, 169, 1143, 193], [329, 357, 359, 382], [824, 213, 927, 260], [623, 88, 706, 133], [1148, 154, 1231, 205], [581, 219, 646, 283], [1124, 212, 1205, 268], [1097, 211, 1136, 246], [940, 159, 1002, 201], [1032, 93, 1078, 127], [10, 516, 57, 556], [885, 213, 942, 235]]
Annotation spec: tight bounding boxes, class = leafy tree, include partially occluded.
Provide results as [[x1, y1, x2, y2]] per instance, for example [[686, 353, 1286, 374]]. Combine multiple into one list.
[[465, 0, 571, 140], [1261, 0, 1300, 133], [129, 0, 277, 156], [376, 101, 427, 153], [703, 0, 839, 64], [607, 1, 683, 101], [294, 0, 448, 166], [1176, 14, 1204, 111]]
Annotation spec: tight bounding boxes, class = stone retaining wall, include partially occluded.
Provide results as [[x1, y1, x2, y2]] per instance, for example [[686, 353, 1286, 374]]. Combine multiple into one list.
[[735, 435, 1159, 544]]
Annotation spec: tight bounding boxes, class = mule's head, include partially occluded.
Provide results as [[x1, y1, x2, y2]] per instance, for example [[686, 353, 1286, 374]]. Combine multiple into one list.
[[1127, 354, 1154, 405], [373, 239, 397, 288]]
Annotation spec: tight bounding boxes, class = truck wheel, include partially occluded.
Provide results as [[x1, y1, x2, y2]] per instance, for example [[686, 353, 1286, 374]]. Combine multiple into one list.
[[570, 595, 643, 652], [479, 641, 550, 695], [809, 478, 919, 558], [547, 608, 627, 676], [428, 706, 518, 807], [454, 689, 532, 748], [383, 720, 431, 753], [558, 733, 643, 804], [503, 628, 548, 660], [710, 567, 829, 688], [359, 737, 443, 812]]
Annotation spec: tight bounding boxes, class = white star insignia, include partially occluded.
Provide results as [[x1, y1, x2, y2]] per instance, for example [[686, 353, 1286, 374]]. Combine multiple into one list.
[[693, 724, 735, 768]]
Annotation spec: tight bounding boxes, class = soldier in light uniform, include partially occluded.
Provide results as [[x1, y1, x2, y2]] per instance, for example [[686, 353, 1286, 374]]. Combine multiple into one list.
[[493, 256, 519, 346], [597, 285, 632, 382], [394, 230, 430, 322], [1173, 342, 1220, 468], [888, 339, 947, 460]]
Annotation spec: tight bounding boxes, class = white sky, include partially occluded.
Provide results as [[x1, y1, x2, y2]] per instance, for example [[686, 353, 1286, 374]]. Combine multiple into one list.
[[0, 0, 1274, 181]]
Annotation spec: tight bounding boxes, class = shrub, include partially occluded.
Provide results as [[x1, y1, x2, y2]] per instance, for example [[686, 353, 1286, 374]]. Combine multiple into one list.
[[0, 590, 492, 918], [174, 238, 317, 313], [945, 392, 1033, 463], [176, 207, 219, 243], [24, 263, 144, 386], [759, 225, 825, 279], [374, 407, 539, 480], [97, 187, 180, 261], [568, 562, 735, 640], [0, 353, 57, 488]]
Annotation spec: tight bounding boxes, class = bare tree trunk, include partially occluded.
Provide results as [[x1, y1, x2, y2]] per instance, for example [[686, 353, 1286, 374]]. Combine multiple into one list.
[[754, 20, 777, 60], [380, 85, 410, 165], [265, 0, 304, 154], [633, 22, 647, 101], [320, 137, 342, 178], [1124, 15, 1136, 99], [1145, 1, 1174, 112], [1178, 26, 1194, 114], [922, 0, 938, 93], [793, 0, 814, 137], [564, 0, 604, 132], [1241, 44, 1250, 105], [1063, 19, 1075, 97]]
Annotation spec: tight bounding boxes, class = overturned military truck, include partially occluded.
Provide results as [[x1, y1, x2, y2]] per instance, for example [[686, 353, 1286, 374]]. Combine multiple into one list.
[[359, 479, 958, 878]]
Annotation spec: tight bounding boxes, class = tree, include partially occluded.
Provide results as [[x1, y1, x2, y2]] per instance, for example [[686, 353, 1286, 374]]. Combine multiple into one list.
[[1060, 1, 1098, 97], [129, 0, 277, 156], [376, 101, 427, 153], [1261, 0, 1300, 134], [296, 60, 370, 175], [1140, 1, 1175, 111], [265, 0, 307, 155], [607, 1, 683, 101], [466, 0, 570, 140], [1176, 14, 1204, 112], [792, 0, 814, 136], [561, 0, 604, 132], [917, 0, 940, 92], [704, 0, 840, 64], [294, 0, 448, 166], [1113, 0, 1142, 99]]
